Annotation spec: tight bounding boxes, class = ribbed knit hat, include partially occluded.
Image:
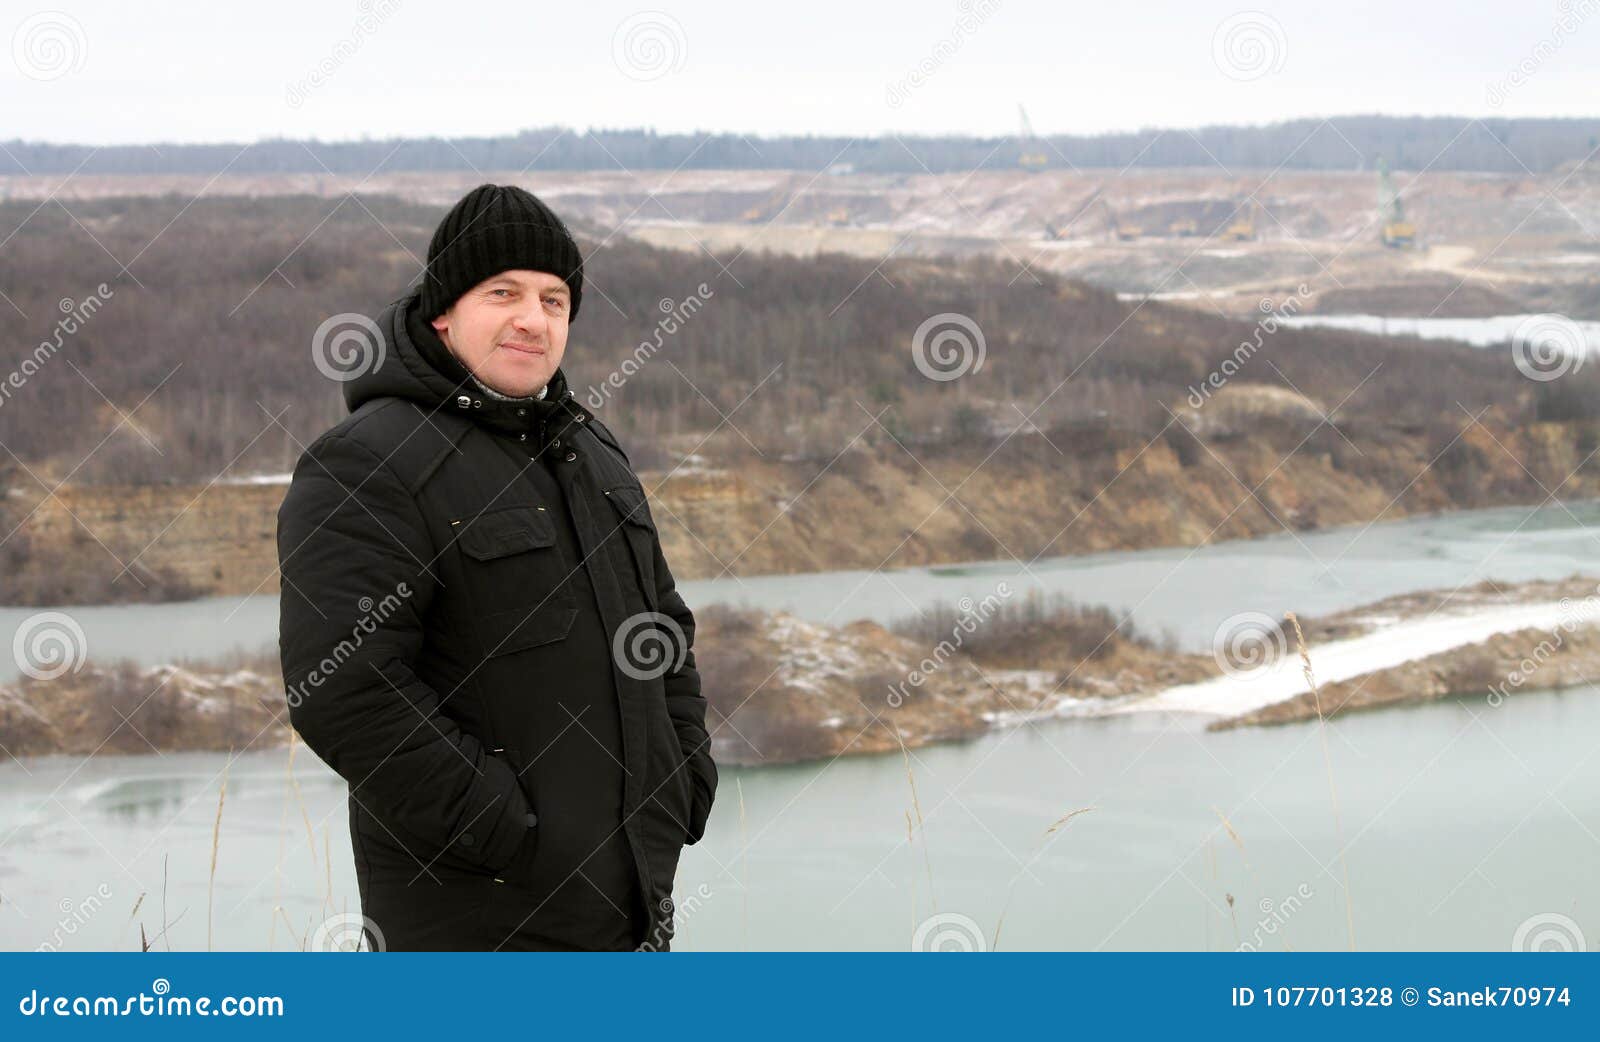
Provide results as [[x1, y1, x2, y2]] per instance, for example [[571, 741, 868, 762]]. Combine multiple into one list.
[[418, 183, 584, 322]]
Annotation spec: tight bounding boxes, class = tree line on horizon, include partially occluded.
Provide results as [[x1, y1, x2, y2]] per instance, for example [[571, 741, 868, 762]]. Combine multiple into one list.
[[5, 116, 1600, 179]]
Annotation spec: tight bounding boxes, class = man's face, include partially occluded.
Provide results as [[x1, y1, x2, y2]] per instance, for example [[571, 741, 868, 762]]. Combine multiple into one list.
[[430, 269, 571, 398]]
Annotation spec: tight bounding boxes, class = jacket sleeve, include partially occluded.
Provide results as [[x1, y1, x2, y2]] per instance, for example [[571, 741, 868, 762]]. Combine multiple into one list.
[[276, 430, 535, 873], [650, 528, 717, 845]]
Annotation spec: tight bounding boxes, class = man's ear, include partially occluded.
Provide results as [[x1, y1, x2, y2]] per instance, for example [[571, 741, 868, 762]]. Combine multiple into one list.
[[430, 312, 452, 349]]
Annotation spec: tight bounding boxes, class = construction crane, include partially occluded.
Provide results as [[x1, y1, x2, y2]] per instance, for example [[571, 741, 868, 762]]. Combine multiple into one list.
[[1017, 104, 1048, 172], [1377, 157, 1416, 248]]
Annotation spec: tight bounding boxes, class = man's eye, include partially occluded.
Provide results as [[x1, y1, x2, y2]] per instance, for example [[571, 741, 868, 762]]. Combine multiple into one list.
[[491, 289, 511, 297], [544, 297, 566, 310]]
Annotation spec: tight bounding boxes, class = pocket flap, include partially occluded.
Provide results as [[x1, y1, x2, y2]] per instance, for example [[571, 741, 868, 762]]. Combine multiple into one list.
[[455, 506, 557, 561], [604, 486, 654, 530], [480, 602, 577, 656]]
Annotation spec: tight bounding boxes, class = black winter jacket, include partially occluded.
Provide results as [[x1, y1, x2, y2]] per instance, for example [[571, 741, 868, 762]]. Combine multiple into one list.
[[276, 290, 715, 951]]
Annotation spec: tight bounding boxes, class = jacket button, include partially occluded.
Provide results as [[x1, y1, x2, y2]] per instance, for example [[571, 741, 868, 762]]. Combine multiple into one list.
[[516, 408, 527, 416], [526, 813, 539, 827], [518, 433, 527, 441], [460, 832, 475, 847], [456, 395, 471, 408], [565, 452, 577, 462], [551, 438, 561, 450]]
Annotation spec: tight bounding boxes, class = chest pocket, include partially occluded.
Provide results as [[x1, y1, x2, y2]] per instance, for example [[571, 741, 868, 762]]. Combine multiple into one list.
[[603, 485, 659, 612], [452, 504, 577, 656]]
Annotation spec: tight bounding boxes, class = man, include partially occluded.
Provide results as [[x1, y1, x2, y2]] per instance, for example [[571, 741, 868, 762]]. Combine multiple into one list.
[[277, 183, 716, 952]]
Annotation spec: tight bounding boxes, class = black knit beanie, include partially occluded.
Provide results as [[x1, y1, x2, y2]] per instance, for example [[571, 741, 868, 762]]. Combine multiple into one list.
[[418, 183, 584, 322]]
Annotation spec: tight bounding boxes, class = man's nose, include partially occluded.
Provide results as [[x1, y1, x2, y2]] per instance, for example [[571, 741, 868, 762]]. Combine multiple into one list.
[[512, 302, 548, 338]]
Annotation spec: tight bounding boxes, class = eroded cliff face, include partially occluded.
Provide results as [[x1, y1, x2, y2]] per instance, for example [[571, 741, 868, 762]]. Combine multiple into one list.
[[7, 416, 1598, 604], [644, 415, 1600, 581], [12, 481, 285, 602]]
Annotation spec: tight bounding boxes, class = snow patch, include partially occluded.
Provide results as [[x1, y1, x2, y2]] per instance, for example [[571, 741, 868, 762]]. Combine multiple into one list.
[[220, 473, 292, 486], [767, 613, 873, 696], [1120, 600, 1586, 718]]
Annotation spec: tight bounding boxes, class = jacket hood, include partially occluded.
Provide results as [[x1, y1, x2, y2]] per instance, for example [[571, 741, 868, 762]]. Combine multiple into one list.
[[344, 289, 589, 440]]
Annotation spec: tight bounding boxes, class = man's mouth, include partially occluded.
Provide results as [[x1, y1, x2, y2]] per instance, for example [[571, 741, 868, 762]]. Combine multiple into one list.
[[499, 342, 546, 356]]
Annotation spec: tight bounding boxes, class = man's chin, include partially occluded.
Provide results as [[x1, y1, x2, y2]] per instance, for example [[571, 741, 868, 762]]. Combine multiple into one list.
[[479, 366, 551, 399]]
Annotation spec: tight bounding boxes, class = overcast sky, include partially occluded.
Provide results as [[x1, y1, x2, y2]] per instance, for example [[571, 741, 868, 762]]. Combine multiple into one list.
[[7, 0, 1598, 145]]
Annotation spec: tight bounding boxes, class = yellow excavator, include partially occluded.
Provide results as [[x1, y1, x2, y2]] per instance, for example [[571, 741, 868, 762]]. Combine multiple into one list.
[[1017, 103, 1048, 171], [1377, 157, 1416, 248], [1044, 188, 1141, 241], [1097, 193, 1140, 240], [740, 183, 793, 223], [1224, 200, 1256, 241]]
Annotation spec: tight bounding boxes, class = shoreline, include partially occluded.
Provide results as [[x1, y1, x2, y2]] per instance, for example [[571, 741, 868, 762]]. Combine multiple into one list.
[[5, 576, 1600, 765], [4, 493, 1598, 613]]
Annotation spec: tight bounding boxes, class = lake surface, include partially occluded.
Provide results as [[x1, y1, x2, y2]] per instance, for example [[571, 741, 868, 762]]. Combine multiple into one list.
[[6, 498, 1600, 682], [1278, 312, 1600, 352], [2, 688, 1595, 951], [2, 499, 1598, 950]]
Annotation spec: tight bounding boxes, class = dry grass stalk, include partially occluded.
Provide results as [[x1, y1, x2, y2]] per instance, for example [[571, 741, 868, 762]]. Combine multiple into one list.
[[993, 805, 1096, 951], [206, 761, 228, 952], [736, 775, 748, 953], [1212, 806, 1249, 868], [891, 725, 937, 912], [1285, 611, 1356, 951]]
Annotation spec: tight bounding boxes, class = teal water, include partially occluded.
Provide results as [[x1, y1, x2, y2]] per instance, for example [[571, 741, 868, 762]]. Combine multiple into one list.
[[2, 499, 1597, 950]]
